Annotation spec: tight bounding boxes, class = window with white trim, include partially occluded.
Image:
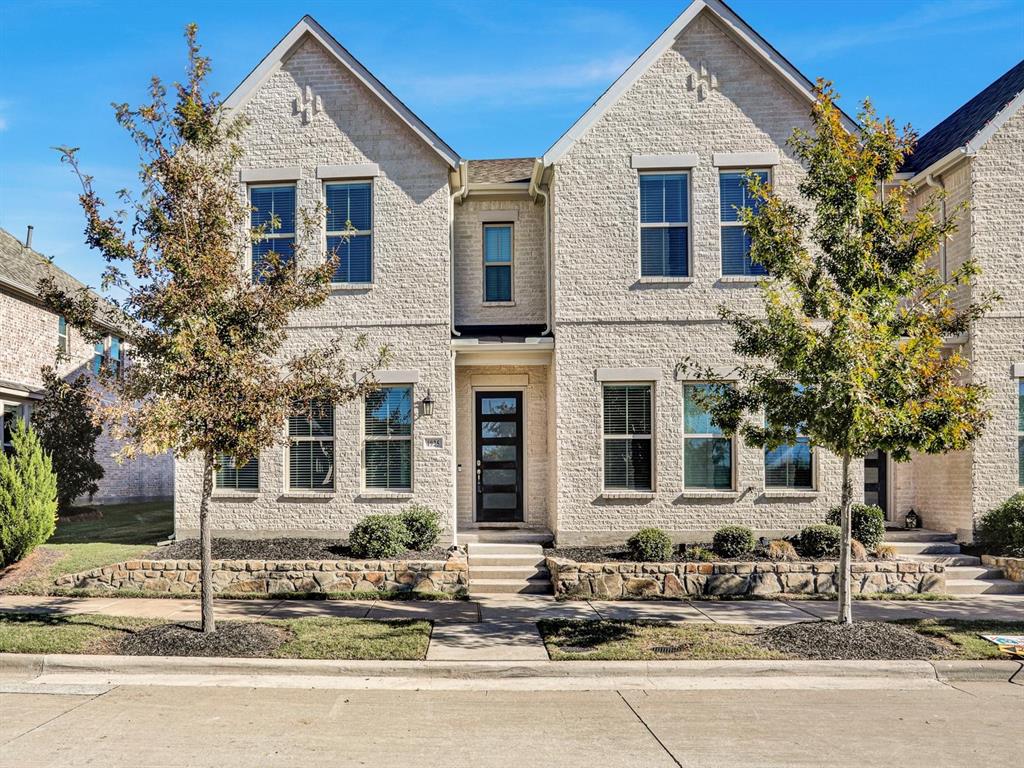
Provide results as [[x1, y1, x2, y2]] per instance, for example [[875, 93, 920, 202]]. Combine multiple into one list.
[[91, 335, 123, 376], [57, 316, 68, 356], [216, 454, 259, 491], [288, 402, 334, 491], [603, 384, 653, 491], [250, 184, 296, 283], [720, 169, 769, 276], [683, 383, 733, 489], [765, 433, 814, 489], [325, 181, 372, 283], [1018, 379, 1023, 486], [483, 224, 513, 302], [640, 172, 689, 277], [364, 386, 413, 490]]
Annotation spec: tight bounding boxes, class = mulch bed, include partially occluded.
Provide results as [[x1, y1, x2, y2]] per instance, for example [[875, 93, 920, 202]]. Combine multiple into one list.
[[146, 537, 448, 562], [759, 620, 950, 660], [118, 621, 291, 658]]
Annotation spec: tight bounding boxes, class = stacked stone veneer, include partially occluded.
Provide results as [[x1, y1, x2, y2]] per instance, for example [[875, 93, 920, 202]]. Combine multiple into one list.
[[982, 555, 1024, 583], [55, 553, 468, 595], [547, 557, 945, 599]]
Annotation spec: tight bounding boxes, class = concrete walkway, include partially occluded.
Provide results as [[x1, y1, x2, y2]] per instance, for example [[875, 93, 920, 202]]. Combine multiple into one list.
[[2, 594, 1022, 661]]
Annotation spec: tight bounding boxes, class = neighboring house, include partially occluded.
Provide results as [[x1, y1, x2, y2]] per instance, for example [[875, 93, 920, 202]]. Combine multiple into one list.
[[0, 226, 173, 504], [174, 0, 1023, 544]]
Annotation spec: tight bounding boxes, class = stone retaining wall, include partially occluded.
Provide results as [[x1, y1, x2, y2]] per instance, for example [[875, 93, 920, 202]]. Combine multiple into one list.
[[55, 554, 469, 596], [982, 555, 1024, 583], [547, 558, 945, 599]]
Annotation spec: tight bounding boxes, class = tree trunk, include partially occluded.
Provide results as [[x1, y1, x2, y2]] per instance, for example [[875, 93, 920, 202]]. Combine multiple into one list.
[[199, 450, 215, 634], [837, 452, 854, 625]]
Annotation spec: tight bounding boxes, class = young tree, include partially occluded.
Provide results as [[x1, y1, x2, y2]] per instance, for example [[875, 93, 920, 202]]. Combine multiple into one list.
[[32, 368, 104, 512], [0, 420, 58, 567], [41, 25, 386, 633], [688, 82, 996, 623]]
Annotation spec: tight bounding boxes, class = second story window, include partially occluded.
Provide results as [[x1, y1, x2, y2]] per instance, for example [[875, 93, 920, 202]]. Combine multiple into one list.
[[483, 224, 513, 302], [57, 316, 68, 356], [720, 169, 769, 277], [326, 182, 373, 283], [250, 184, 296, 283], [92, 341, 104, 374], [640, 172, 689, 277], [91, 335, 122, 375]]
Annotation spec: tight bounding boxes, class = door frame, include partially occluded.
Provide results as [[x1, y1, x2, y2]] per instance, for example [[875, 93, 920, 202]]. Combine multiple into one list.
[[472, 386, 528, 524], [864, 449, 895, 522]]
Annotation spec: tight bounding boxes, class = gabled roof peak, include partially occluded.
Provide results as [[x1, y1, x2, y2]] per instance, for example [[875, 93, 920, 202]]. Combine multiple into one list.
[[223, 15, 461, 168]]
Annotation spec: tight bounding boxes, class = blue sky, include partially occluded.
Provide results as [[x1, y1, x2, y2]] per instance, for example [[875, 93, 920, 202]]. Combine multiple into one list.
[[1, 0, 1022, 287]]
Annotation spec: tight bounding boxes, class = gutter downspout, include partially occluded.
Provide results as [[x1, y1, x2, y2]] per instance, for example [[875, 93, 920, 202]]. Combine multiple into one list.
[[529, 159, 553, 336], [448, 161, 467, 549], [924, 174, 947, 281]]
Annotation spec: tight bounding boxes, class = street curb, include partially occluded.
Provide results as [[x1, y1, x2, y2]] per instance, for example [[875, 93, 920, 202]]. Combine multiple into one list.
[[1, 653, 1019, 682]]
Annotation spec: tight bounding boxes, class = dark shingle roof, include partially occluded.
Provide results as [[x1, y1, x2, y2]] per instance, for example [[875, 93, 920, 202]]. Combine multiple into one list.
[[902, 59, 1024, 174], [467, 158, 536, 185], [0, 227, 118, 329]]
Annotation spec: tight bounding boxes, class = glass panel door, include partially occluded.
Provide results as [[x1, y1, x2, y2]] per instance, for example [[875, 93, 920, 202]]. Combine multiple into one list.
[[863, 450, 888, 517], [475, 392, 523, 522]]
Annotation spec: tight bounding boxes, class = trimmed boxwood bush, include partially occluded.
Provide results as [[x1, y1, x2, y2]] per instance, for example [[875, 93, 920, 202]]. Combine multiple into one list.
[[0, 420, 58, 567], [400, 504, 441, 551], [627, 528, 673, 561], [976, 492, 1024, 557], [348, 514, 410, 559], [712, 525, 756, 558], [799, 524, 841, 558], [826, 503, 885, 550]]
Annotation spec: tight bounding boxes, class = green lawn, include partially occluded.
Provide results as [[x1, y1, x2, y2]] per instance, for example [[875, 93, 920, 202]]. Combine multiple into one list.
[[0, 613, 431, 660], [539, 619, 1024, 661], [51, 501, 173, 545]]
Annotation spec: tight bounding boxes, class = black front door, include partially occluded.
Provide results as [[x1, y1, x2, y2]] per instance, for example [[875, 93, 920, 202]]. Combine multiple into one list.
[[475, 392, 523, 523], [864, 450, 888, 516]]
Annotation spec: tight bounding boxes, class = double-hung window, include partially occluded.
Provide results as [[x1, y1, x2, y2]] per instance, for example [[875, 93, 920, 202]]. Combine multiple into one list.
[[483, 224, 513, 302], [683, 384, 733, 489], [57, 316, 68, 356], [325, 182, 373, 283], [288, 402, 334, 491], [720, 169, 769, 276], [364, 386, 413, 490], [91, 335, 122, 375], [603, 384, 653, 491], [640, 172, 689, 277], [250, 185, 296, 283], [92, 341, 104, 375], [1018, 379, 1023, 486], [216, 454, 259, 491], [765, 432, 814, 490]]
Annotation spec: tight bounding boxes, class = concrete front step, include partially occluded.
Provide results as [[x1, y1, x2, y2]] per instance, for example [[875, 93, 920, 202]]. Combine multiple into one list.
[[903, 553, 982, 567], [460, 531, 553, 545], [883, 530, 957, 543], [469, 565, 552, 581], [945, 566, 1006, 581], [945, 578, 1024, 595], [467, 542, 545, 555], [467, 553, 548, 567], [883, 541, 962, 555], [469, 578, 552, 595]]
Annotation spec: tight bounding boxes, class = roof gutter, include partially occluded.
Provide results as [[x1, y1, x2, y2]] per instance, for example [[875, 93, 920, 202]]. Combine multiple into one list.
[[528, 159, 553, 337], [906, 147, 970, 187], [449, 161, 468, 339]]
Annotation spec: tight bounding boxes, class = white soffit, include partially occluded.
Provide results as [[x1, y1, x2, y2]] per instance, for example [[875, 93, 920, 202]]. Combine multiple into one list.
[[316, 163, 380, 179], [596, 367, 661, 382], [712, 151, 779, 167], [542, 0, 858, 167], [631, 153, 700, 169], [223, 16, 460, 168]]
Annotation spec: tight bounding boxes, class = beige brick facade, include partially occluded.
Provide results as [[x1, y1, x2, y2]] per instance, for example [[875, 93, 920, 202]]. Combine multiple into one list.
[[164, 7, 1022, 544]]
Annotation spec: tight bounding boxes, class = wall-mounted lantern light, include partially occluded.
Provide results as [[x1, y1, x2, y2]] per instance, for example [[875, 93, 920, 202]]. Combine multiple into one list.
[[421, 389, 435, 417]]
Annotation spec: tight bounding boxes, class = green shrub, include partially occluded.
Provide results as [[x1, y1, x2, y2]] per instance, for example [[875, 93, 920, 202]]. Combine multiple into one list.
[[400, 504, 441, 551], [799, 524, 842, 558], [0, 420, 58, 567], [976, 492, 1024, 557], [826, 503, 885, 550], [766, 539, 799, 562], [626, 528, 673, 561], [712, 525, 756, 558], [687, 545, 716, 562], [348, 515, 410, 559]]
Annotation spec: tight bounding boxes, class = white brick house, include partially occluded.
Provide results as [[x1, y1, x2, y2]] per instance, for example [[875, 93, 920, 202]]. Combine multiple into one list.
[[0, 227, 174, 504], [173, 0, 1023, 544]]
